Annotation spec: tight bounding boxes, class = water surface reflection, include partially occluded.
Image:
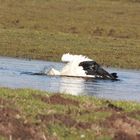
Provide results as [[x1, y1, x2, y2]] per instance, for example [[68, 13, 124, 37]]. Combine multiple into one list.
[[0, 56, 140, 102]]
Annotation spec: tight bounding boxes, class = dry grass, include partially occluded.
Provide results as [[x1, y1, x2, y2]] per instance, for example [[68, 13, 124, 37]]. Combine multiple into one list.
[[0, 0, 140, 68]]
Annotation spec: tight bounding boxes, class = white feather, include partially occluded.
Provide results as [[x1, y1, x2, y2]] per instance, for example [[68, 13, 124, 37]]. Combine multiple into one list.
[[61, 53, 92, 62], [47, 53, 94, 77], [61, 60, 86, 76]]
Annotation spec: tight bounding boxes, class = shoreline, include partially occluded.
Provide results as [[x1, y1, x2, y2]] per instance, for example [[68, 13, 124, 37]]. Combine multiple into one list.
[[0, 55, 140, 71]]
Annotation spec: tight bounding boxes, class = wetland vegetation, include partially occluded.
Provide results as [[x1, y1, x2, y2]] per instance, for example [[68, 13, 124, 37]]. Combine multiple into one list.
[[0, 0, 140, 68], [0, 88, 140, 140]]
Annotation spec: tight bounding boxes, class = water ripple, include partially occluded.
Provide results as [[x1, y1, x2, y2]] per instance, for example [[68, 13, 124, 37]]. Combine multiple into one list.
[[0, 56, 140, 102]]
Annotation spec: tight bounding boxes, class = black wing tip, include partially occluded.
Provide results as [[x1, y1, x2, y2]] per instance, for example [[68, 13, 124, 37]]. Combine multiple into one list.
[[111, 73, 118, 78]]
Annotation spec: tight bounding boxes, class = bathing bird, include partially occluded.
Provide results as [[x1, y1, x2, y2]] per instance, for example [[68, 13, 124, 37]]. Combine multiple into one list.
[[47, 53, 118, 80]]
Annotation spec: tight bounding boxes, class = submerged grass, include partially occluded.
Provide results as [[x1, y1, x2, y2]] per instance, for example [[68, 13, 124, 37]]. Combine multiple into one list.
[[0, 0, 140, 68], [0, 88, 140, 139]]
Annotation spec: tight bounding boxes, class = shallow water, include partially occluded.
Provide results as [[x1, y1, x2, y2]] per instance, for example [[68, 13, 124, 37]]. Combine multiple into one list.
[[0, 56, 140, 102]]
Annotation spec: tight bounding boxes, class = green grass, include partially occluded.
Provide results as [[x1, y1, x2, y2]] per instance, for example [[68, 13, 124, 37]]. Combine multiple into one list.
[[0, 0, 140, 68], [0, 88, 140, 139]]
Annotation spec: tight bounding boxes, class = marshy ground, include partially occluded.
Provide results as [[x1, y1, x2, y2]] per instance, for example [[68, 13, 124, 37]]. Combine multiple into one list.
[[0, 88, 140, 140]]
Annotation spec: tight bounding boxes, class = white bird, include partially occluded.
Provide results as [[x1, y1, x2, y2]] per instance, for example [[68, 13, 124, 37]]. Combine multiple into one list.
[[47, 53, 92, 77], [47, 53, 118, 80]]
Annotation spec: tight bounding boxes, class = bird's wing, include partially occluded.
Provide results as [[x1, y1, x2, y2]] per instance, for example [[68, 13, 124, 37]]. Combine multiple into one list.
[[79, 61, 118, 80]]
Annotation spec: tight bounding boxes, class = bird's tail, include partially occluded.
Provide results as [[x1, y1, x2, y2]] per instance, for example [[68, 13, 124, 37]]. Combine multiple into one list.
[[61, 53, 92, 62]]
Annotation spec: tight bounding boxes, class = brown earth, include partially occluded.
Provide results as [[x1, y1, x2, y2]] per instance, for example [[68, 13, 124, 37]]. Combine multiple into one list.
[[1, 95, 140, 140], [38, 113, 91, 129], [127, 110, 140, 118], [0, 98, 14, 106], [0, 98, 55, 140], [36, 94, 140, 140], [104, 114, 140, 140], [33, 94, 79, 106]]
